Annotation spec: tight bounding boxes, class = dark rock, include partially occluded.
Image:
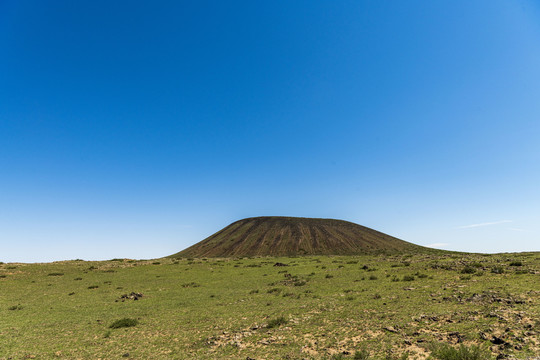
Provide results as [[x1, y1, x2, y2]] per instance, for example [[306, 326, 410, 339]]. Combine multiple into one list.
[[491, 336, 509, 346]]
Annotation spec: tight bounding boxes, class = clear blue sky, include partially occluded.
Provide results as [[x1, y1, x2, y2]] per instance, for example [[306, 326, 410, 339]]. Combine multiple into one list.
[[1, 1, 539, 262]]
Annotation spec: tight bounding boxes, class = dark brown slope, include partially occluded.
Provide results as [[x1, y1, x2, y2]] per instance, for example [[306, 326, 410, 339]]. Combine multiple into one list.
[[170, 216, 431, 258]]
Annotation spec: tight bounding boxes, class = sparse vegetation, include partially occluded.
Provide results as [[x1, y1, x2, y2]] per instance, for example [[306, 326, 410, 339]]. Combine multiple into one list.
[[430, 343, 491, 360], [0, 252, 537, 359], [266, 316, 288, 328]]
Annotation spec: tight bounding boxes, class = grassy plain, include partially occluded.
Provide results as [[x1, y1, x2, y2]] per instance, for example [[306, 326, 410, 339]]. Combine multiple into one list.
[[0, 252, 538, 359]]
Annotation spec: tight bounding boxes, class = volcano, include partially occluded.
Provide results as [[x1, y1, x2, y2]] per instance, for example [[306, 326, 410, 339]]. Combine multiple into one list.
[[170, 216, 430, 258]]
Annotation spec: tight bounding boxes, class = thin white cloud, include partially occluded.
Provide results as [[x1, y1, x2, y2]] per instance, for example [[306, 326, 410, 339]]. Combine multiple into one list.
[[426, 242, 450, 248], [458, 220, 512, 229]]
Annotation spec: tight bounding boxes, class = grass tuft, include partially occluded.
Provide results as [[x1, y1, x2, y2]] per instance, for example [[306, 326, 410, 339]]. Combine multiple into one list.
[[267, 316, 288, 328], [430, 343, 491, 360], [109, 318, 139, 329]]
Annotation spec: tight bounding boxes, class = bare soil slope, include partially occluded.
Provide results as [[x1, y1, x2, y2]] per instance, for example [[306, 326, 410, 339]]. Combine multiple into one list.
[[171, 216, 431, 258]]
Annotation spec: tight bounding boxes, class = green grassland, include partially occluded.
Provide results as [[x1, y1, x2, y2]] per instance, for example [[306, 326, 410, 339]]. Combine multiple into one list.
[[0, 252, 538, 359]]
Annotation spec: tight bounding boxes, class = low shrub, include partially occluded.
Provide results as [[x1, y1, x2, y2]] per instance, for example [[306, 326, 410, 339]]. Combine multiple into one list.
[[509, 261, 522, 266], [181, 282, 200, 288], [47, 272, 64, 276], [354, 349, 370, 360], [109, 318, 139, 329], [267, 316, 288, 328]]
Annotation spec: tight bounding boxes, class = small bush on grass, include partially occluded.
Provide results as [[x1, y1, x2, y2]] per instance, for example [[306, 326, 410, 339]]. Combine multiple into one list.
[[181, 282, 200, 288], [369, 275, 378, 280], [491, 266, 504, 274], [47, 272, 64, 276], [461, 266, 476, 274], [88, 285, 99, 289], [109, 318, 139, 329], [509, 261, 522, 266], [354, 348, 370, 360], [8, 305, 23, 310], [267, 316, 288, 328], [430, 343, 491, 360], [402, 275, 415, 281]]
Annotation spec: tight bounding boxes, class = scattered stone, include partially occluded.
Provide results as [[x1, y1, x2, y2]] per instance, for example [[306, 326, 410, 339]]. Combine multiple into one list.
[[491, 336, 508, 346], [383, 326, 399, 333], [118, 292, 143, 302], [448, 331, 464, 343]]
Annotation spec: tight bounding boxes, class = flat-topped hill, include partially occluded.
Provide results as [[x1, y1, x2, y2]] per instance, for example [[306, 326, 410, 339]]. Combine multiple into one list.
[[170, 216, 430, 258]]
